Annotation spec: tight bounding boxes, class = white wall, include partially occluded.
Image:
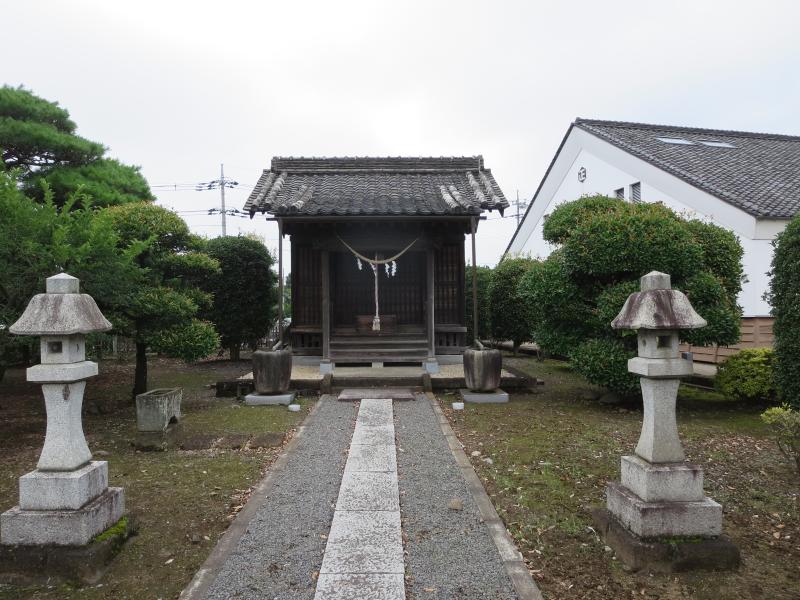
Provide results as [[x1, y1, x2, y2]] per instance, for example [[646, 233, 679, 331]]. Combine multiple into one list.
[[509, 129, 783, 317]]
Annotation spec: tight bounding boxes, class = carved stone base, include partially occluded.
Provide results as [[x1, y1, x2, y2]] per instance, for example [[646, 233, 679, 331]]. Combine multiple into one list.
[[591, 507, 739, 573], [606, 482, 721, 538], [1, 488, 124, 546], [0, 515, 135, 585]]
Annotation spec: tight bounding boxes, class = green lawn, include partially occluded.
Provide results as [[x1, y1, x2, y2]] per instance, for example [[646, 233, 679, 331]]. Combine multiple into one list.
[[0, 357, 312, 600], [443, 355, 799, 600]]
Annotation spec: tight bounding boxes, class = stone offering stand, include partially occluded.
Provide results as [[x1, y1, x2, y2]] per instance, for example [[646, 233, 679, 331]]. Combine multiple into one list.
[[592, 271, 740, 572], [0, 273, 130, 584], [460, 341, 509, 403]]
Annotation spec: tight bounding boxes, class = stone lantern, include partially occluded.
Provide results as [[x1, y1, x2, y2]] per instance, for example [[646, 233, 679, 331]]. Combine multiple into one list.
[[0, 273, 125, 549], [592, 271, 739, 572]]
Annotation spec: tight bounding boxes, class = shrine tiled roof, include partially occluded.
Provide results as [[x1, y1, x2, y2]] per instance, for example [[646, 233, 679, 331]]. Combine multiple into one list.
[[244, 156, 509, 217]]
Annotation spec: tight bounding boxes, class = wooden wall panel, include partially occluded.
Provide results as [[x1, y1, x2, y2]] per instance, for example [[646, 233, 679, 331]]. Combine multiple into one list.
[[434, 244, 465, 325], [680, 317, 774, 364], [291, 245, 321, 326]]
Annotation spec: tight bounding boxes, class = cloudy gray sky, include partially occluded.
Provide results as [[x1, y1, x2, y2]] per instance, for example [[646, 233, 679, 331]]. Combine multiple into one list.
[[6, 0, 800, 266]]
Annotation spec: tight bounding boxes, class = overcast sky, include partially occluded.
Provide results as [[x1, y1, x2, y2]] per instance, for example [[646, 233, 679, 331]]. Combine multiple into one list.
[[6, 1, 800, 267]]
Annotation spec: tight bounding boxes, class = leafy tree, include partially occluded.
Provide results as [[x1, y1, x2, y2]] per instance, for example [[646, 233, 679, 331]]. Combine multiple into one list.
[[488, 257, 535, 352], [518, 196, 743, 397], [205, 236, 278, 360], [465, 265, 492, 343], [0, 86, 153, 207], [101, 202, 220, 395], [0, 168, 140, 380], [766, 214, 800, 409]]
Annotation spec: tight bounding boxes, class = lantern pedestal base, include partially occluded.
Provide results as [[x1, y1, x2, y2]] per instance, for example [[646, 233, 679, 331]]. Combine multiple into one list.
[[591, 507, 739, 573], [459, 388, 509, 403], [620, 455, 704, 502], [606, 482, 722, 538], [0, 515, 135, 585], [0, 487, 124, 547], [19, 461, 108, 511]]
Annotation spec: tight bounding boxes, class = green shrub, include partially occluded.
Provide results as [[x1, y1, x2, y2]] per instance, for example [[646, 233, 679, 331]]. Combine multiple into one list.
[[761, 406, 800, 475], [542, 194, 621, 245], [519, 196, 744, 397], [767, 214, 800, 409], [151, 319, 220, 363], [465, 265, 492, 343], [569, 338, 639, 397], [488, 257, 535, 350], [715, 348, 776, 403]]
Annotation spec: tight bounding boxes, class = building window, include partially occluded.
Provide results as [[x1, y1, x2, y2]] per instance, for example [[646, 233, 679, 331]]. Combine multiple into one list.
[[614, 188, 624, 199], [630, 182, 641, 203], [656, 137, 695, 145]]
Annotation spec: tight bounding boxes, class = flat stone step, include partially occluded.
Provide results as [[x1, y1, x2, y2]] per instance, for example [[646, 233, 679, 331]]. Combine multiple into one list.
[[337, 388, 416, 401]]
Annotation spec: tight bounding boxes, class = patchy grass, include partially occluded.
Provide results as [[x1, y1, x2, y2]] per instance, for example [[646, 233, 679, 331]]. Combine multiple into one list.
[[0, 357, 313, 600], [442, 355, 799, 600]]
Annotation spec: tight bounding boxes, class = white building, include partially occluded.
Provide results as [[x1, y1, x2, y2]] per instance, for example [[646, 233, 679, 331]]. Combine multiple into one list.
[[506, 119, 800, 359]]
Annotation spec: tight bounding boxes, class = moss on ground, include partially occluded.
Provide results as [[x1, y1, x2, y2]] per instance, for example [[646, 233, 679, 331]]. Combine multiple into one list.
[[444, 355, 799, 600]]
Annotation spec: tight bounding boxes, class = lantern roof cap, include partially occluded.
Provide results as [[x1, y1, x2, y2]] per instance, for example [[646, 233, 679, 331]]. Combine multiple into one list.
[[9, 273, 112, 336], [611, 271, 707, 331]]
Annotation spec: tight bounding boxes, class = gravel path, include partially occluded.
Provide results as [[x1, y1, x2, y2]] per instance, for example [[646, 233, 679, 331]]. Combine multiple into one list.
[[205, 398, 357, 600], [394, 397, 519, 599]]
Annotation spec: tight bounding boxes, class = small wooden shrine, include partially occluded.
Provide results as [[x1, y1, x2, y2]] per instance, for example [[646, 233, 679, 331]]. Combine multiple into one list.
[[244, 156, 508, 367]]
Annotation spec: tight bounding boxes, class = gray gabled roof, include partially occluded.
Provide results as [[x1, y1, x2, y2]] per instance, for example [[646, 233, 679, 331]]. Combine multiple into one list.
[[243, 156, 508, 217], [575, 119, 800, 219]]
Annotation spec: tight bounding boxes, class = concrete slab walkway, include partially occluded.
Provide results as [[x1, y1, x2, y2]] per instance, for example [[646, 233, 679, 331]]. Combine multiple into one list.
[[315, 399, 404, 599], [182, 394, 541, 600]]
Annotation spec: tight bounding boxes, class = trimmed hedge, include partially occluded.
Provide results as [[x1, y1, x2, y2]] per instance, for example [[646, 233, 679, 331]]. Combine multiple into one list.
[[715, 348, 776, 403], [767, 214, 800, 409], [488, 257, 535, 350]]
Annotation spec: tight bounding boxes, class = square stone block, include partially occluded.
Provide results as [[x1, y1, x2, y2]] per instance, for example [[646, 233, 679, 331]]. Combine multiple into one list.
[[19, 462, 107, 511], [606, 482, 721, 538], [1, 487, 125, 546], [351, 424, 395, 447], [336, 472, 399, 511], [135, 388, 181, 432], [320, 510, 403, 574], [621, 455, 704, 502], [244, 392, 295, 406], [314, 573, 405, 600], [346, 443, 397, 473], [460, 389, 509, 403]]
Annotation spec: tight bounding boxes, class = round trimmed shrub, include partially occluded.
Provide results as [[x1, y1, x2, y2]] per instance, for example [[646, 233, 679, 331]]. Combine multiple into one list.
[[569, 338, 639, 397], [488, 257, 535, 350], [715, 348, 776, 403]]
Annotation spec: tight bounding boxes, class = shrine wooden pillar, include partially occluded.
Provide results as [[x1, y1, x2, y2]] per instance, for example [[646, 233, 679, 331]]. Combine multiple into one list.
[[426, 248, 435, 358], [321, 250, 330, 361]]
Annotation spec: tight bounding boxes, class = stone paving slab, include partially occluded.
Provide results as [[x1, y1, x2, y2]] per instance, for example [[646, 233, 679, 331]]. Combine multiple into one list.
[[320, 510, 403, 574], [336, 468, 400, 512], [338, 388, 415, 401], [351, 423, 395, 446], [345, 442, 397, 473], [314, 573, 405, 600]]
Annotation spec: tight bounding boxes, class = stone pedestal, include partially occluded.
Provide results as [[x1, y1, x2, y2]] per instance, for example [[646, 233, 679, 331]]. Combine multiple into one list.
[[245, 391, 296, 406], [459, 388, 509, 403], [1, 488, 125, 547]]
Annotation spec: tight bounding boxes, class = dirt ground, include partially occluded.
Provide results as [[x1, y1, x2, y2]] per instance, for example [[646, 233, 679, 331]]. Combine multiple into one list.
[[0, 356, 313, 600], [443, 355, 799, 600]]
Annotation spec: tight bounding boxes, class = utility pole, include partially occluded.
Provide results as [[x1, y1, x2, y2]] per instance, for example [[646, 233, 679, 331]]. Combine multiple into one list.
[[514, 190, 529, 227], [220, 164, 227, 236], [196, 166, 239, 236]]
